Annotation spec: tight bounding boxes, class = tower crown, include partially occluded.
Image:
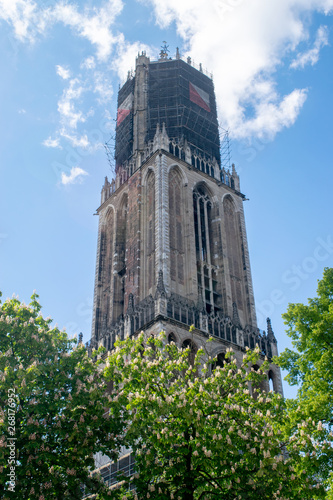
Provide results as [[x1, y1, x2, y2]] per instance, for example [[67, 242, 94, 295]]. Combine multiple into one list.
[[115, 53, 220, 170]]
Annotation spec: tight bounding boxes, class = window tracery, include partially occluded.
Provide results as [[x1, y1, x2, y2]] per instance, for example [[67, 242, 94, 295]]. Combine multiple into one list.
[[193, 185, 221, 314], [169, 168, 185, 287], [147, 171, 156, 292]]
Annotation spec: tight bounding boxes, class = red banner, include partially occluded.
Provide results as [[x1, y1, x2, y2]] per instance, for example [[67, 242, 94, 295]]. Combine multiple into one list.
[[117, 93, 133, 126], [189, 82, 210, 112]]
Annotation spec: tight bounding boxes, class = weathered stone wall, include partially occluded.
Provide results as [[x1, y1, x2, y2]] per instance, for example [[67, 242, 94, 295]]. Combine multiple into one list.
[[142, 319, 283, 396], [124, 170, 142, 307], [150, 151, 257, 329], [93, 147, 258, 339]]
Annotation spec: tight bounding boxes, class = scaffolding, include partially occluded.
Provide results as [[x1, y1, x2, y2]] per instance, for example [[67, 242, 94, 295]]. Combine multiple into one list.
[[115, 56, 221, 169], [220, 127, 232, 170], [104, 134, 116, 178], [147, 59, 220, 165], [115, 76, 135, 169]]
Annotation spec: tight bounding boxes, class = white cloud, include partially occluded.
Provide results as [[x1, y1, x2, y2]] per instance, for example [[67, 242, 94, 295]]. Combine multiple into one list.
[[93, 71, 113, 103], [53, 62, 119, 149], [55, 77, 96, 149], [18, 108, 26, 114], [290, 25, 329, 69], [146, 0, 333, 139], [113, 37, 155, 81], [236, 88, 308, 138], [3, 0, 331, 146], [43, 136, 62, 148], [81, 56, 96, 70], [57, 78, 86, 129], [0, 0, 127, 154], [61, 166, 88, 185], [59, 130, 90, 149], [51, 0, 124, 61], [56, 64, 70, 80], [0, 0, 43, 42], [50, 38, 152, 150], [0, 0, 124, 60]]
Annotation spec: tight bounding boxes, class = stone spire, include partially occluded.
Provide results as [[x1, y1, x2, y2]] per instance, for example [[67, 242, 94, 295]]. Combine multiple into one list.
[[153, 123, 161, 152], [232, 302, 241, 328], [231, 163, 240, 191], [155, 269, 166, 299], [197, 286, 205, 313], [101, 314, 107, 337], [126, 293, 134, 316], [101, 176, 111, 203], [267, 317, 277, 343], [153, 122, 169, 152]]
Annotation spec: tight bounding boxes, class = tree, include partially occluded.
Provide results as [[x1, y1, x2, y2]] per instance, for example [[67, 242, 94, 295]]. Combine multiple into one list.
[[278, 267, 333, 426], [3, 289, 330, 499], [277, 267, 333, 486], [0, 292, 124, 500], [104, 330, 328, 500]]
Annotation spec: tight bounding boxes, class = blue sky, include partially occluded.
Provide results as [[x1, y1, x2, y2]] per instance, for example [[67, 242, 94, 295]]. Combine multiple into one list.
[[1, 0, 332, 397]]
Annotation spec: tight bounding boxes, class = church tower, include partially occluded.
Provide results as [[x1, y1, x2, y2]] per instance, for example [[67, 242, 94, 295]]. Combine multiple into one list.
[[90, 50, 282, 393]]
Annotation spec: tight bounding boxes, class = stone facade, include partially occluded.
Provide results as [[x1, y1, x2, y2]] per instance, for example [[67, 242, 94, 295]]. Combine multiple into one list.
[[89, 52, 283, 395]]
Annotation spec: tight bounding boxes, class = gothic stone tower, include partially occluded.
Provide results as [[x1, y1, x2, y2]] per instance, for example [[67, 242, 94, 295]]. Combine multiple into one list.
[[90, 51, 282, 393]]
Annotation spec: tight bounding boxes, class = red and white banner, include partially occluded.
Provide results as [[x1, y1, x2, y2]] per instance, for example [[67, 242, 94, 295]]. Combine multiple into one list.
[[189, 82, 211, 112], [117, 93, 133, 126]]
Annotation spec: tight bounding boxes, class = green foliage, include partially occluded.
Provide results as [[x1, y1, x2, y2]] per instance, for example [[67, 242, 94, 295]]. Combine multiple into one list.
[[0, 292, 123, 499], [276, 267, 333, 491], [105, 331, 328, 500], [278, 268, 333, 424], [2, 286, 332, 499]]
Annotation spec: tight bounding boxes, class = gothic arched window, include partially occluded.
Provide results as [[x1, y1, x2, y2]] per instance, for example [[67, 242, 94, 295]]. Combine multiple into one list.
[[268, 370, 278, 392], [169, 168, 184, 287], [113, 195, 127, 321], [193, 185, 219, 314], [95, 207, 115, 339], [147, 171, 156, 292], [223, 196, 244, 314], [168, 332, 177, 344], [193, 186, 212, 263], [104, 208, 115, 285], [182, 339, 197, 365], [213, 352, 229, 370]]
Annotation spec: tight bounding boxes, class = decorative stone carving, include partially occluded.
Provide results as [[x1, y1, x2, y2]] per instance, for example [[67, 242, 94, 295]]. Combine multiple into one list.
[[153, 122, 170, 153], [232, 302, 241, 328], [267, 317, 277, 343], [197, 286, 205, 313], [126, 293, 134, 316], [155, 269, 167, 299]]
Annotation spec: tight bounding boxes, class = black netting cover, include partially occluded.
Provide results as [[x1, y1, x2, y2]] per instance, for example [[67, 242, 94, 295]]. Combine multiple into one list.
[[115, 77, 135, 169], [147, 59, 220, 163]]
